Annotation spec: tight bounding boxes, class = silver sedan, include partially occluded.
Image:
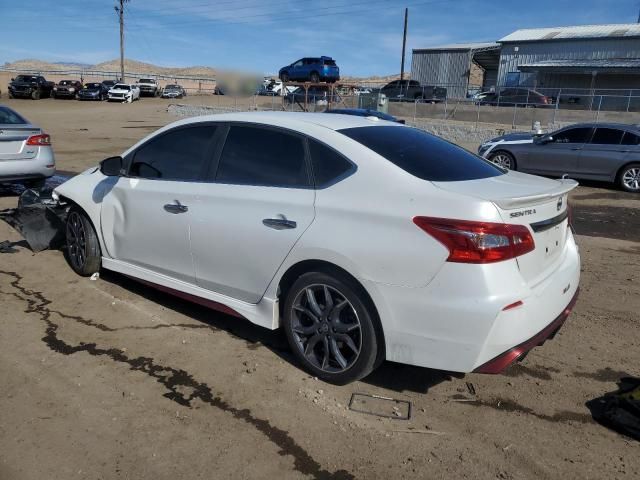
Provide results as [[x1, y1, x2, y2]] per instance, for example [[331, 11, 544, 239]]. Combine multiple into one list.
[[0, 105, 55, 188]]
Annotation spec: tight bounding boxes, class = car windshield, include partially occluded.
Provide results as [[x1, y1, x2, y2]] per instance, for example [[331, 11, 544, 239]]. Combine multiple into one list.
[[166, 85, 180, 89], [139, 79, 154, 83], [114, 84, 130, 90], [0, 107, 27, 125], [16, 76, 38, 82], [339, 126, 504, 182], [85, 83, 101, 88]]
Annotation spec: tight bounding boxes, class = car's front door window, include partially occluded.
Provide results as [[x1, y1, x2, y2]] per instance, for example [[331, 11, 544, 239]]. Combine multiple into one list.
[[553, 127, 593, 144], [129, 126, 217, 180]]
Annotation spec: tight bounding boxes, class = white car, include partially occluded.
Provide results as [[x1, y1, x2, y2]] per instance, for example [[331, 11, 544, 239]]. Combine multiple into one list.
[[53, 112, 580, 384], [107, 83, 141, 103], [0, 105, 55, 188]]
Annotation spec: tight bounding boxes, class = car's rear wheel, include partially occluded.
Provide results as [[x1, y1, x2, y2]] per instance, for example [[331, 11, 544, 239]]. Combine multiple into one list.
[[31, 90, 40, 100], [310, 72, 320, 83], [283, 271, 379, 384], [618, 163, 640, 193], [65, 208, 101, 276], [489, 151, 516, 170]]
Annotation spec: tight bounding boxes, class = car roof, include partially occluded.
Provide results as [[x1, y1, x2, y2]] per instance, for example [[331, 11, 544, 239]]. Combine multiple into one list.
[[174, 111, 399, 131], [559, 122, 640, 132]]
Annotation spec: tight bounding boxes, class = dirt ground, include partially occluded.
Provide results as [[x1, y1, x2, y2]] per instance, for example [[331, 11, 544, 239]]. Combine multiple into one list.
[[0, 96, 638, 480]]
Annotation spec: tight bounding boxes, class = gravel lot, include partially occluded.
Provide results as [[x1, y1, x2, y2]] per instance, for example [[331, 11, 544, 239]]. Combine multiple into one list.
[[0, 96, 638, 480]]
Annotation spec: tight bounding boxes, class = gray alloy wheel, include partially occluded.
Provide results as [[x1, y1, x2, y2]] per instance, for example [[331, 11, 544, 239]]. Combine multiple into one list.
[[65, 208, 101, 276], [283, 271, 379, 384], [310, 72, 320, 83], [290, 284, 362, 373], [489, 151, 515, 170], [620, 164, 640, 193]]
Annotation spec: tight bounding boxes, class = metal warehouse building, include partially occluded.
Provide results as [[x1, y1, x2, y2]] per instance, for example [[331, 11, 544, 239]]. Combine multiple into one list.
[[412, 23, 640, 98]]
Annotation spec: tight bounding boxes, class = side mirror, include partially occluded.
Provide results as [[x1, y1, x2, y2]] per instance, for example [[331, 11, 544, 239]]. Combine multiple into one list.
[[11, 78, 14, 81], [535, 135, 553, 145], [100, 156, 124, 176]]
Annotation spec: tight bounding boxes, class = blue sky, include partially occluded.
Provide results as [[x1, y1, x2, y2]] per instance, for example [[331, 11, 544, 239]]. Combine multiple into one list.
[[3, 0, 639, 76]]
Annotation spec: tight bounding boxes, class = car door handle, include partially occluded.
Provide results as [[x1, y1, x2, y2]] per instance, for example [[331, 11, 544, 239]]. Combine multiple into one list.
[[262, 217, 297, 230], [163, 203, 188, 214]]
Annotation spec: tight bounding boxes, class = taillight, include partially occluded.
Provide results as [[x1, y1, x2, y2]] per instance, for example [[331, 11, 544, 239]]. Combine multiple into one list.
[[26, 134, 51, 146], [413, 216, 535, 264]]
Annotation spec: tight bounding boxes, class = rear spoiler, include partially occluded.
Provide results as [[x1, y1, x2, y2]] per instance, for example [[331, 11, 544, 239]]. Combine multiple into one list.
[[493, 179, 579, 210]]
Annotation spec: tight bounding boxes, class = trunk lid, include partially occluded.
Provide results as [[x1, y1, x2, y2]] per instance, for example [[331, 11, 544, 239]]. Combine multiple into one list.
[[0, 125, 42, 160], [433, 171, 578, 285]]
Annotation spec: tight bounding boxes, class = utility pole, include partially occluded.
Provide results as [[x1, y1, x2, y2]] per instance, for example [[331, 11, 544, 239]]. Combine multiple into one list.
[[400, 8, 408, 80], [114, 0, 129, 82]]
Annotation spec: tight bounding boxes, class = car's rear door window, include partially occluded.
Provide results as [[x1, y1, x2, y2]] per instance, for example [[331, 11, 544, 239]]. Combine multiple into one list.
[[340, 126, 503, 182], [129, 125, 217, 181], [215, 126, 309, 188], [590, 128, 624, 145]]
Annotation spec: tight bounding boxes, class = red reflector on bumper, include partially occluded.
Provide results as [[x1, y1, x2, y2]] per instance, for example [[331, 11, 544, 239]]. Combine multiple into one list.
[[473, 288, 579, 374]]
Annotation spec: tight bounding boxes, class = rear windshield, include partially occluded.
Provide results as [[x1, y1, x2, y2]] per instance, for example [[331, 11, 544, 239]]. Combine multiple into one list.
[[0, 107, 27, 125], [114, 84, 130, 90], [323, 59, 337, 66], [85, 83, 101, 88], [339, 126, 504, 182]]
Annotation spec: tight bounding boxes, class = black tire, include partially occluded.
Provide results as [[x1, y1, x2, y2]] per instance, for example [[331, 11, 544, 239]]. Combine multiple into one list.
[[65, 207, 101, 276], [283, 270, 379, 385], [617, 163, 640, 193], [310, 72, 320, 83], [31, 89, 41, 100], [488, 150, 516, 170], [280, 72, 289, 82]]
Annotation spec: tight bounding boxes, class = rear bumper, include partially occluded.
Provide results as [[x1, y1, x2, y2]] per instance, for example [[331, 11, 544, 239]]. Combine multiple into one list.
[[0, 149, 56, 183], [473, 288, 579, 373], [364, 231, 581, 372]]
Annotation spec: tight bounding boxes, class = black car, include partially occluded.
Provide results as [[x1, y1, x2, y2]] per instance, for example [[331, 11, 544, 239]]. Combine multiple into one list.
[[325, 108, 405, 124], [475, 88, 552, 107], [285, 86, 341, 105], [379, 80, 447, 103], [478, 122, 640, 193], [8, 75, 55, 99], [77, 82, 109, 101]]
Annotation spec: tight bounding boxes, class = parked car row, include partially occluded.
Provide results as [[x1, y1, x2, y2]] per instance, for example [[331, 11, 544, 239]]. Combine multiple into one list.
[[6, 75, 187, 102]]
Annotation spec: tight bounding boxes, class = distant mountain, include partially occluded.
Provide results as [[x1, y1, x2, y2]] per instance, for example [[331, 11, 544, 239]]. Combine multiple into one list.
[[2, 58, 401, 84], [2, 58, 216, 77]]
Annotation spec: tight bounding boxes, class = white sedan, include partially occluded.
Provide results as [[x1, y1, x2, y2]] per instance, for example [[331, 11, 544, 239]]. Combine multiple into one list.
[[53, 112, 580, 384], [107, 83, 141, 103]]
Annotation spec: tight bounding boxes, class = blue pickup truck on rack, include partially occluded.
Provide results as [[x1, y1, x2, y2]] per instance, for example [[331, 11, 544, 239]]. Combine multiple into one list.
[[279, 56, 340, 83]]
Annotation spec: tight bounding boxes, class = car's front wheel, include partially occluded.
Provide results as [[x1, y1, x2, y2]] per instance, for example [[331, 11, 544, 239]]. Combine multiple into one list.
[[283, 271, 379, 384], [489, 151, 516, 170], [65, 208, 101, 276], [619, 163, 640, 193], [280, 72, 289, 82]]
